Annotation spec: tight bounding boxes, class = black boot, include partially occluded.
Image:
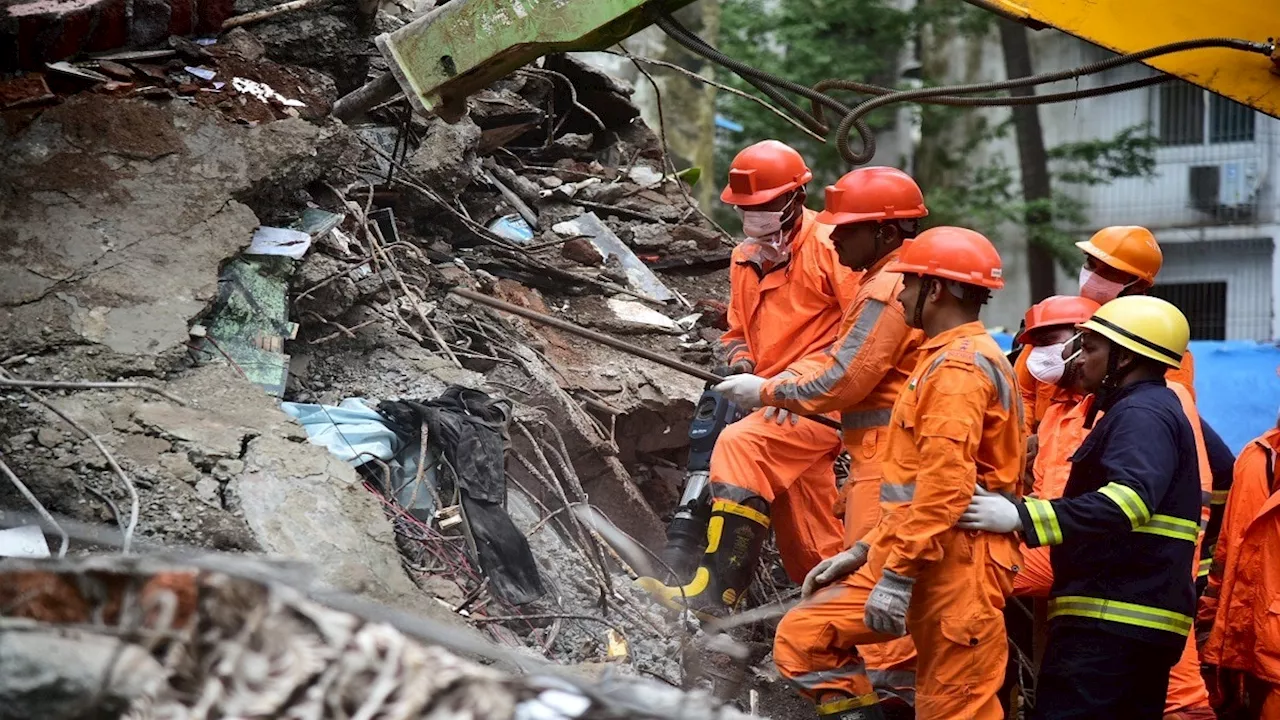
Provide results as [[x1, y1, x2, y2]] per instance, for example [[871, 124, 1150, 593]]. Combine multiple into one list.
[[636, 499, 769, 619]]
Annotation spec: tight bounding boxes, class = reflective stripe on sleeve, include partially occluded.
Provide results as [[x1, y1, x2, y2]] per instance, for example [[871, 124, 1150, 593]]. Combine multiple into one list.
[[1133, 513, 1200, 543], [1098, 482, 1151, 529], [1023, 497, 1064, 546]]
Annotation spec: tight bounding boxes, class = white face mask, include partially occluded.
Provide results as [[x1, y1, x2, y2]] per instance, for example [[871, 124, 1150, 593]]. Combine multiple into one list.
[[740, 209, 785, 239], [737, 197, 798, 266], [1079, 267, 1132, 304], [1027, 340, 1083, 385], [1026, 343, 1067, 384]]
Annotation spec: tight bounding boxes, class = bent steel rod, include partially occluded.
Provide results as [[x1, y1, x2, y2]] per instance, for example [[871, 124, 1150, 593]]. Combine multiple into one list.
[[451, 287, 843, 431]]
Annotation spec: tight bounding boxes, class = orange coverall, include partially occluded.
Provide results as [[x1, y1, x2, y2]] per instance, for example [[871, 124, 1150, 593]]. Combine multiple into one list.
[[713, 207, 859, 581], [1014, 384, 1215, 718], [758, 250, 925, 701], [1201, 428, 1280, 718], [775, 322, 1024, 719]]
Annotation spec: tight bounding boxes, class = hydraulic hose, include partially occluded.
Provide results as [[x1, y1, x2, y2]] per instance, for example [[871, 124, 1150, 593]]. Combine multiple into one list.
[[821, 74, 1173, 161], [655, 14, 851, 136], [655, 15, 1274, 166], [833, 37, 1275, 164]]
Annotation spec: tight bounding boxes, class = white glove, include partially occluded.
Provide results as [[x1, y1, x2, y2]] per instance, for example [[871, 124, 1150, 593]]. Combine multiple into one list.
[[956, 486, 1023, 533], [713, 374, 766, 409], [801, 542, 869, 598], [864, 569, 915, 636], [763, 405, 799, 426]]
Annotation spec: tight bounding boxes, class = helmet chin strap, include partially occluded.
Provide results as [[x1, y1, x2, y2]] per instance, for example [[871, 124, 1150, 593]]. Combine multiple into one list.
[[780, 192, 803, 232], [1085, 345, 1134, 429], [912, 277, 932, 330]]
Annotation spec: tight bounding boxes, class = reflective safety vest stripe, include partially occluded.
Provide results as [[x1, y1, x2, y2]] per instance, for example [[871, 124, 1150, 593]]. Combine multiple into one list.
[[1049, 595, 1194, 637]]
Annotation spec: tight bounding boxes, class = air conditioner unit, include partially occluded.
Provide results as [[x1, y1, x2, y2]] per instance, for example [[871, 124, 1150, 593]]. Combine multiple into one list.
[[1219, 160, 1259, 206], [1187, 161, 1259, 218]]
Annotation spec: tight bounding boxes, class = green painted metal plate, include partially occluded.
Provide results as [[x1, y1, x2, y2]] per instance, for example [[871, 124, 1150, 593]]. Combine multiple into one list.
[[376, 0, 696, 120]]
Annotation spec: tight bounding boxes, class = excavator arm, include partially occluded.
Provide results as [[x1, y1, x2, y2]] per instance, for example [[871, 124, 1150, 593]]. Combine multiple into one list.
[[333, 0, 696, 121], [965, 0, 1280, 118]]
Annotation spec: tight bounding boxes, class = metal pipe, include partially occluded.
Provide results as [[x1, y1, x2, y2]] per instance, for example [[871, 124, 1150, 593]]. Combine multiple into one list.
[[333, 72, 400, 122], [451, 287, 843, 431]]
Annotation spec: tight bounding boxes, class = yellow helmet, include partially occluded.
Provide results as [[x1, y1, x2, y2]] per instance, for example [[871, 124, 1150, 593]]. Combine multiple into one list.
[[1077, 295, 1189, 369]]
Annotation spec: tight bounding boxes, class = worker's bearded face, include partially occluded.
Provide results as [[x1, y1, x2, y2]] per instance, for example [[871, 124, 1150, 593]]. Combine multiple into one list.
[[830, 222, 880, 270], [898, 274, 934, 330]]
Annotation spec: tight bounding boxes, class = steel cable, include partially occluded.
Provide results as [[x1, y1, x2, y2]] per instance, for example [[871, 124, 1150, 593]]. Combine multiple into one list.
[[832, 37, 1274, 163]]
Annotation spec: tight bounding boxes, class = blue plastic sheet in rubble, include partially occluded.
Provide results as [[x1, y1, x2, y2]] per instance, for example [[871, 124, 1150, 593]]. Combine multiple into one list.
[[990, 331, 1280, 454]]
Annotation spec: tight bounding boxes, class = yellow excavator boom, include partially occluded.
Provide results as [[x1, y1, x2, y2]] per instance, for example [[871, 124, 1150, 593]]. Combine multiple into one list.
[[966, 0, 1280, 117]]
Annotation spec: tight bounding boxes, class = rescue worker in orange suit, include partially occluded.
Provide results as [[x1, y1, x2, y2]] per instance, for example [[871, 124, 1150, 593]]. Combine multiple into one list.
[[1008, 295, 1100, 596], [1010, 296, 1232, 720], [959, 296, 1203, 719], [1200, 418, 1280, 719], [1017, 226, 1196, 473], [714, 166, 928, 714], [637, 140, 856, 616], [771, 226, 1024, 720]]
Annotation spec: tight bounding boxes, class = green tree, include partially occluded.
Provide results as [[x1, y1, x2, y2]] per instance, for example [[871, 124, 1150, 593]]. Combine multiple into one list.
[[715, 0, 915, 189], [712, 0, 1157, 268], [924, 118, 1158, 268]]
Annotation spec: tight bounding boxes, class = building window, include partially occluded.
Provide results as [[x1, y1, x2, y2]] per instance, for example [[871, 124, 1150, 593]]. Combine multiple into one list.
[[1158, 81, 1256, 146], [1159, 82, 1204, 146], [1209, 93, 1256, 144], [1149, 281, 1228, 340]]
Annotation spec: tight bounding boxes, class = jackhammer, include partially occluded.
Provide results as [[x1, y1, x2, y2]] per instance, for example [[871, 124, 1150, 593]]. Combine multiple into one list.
[[659, 385, 745, 583]]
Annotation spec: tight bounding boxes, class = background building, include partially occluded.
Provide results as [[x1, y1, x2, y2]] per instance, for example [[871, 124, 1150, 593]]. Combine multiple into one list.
[[906, 27, 1280, 339]]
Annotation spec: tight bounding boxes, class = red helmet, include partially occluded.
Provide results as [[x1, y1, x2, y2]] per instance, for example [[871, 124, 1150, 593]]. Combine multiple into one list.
[[1017, 295, 1101, 344], [885, 226, 1004, 290], [720, 140, 813, 206], [816, 166, 928, 225]]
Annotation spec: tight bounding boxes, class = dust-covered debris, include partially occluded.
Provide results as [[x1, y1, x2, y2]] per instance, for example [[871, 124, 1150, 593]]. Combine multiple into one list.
[[0, 9, 804, 718]]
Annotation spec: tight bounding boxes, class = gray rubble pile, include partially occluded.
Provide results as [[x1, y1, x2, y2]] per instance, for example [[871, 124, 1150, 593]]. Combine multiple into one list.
[[0, 7, 806, 718]]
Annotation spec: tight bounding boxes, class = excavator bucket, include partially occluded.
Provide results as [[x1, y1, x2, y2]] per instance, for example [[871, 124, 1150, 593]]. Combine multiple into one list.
[[360, 0, 695, 122], [966, 0, 1280, 118]]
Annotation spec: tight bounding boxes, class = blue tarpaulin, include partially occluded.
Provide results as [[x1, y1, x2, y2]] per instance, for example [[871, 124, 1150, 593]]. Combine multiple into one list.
[[1187, 340, 1280, 453], [990, 332, 1280, 453]]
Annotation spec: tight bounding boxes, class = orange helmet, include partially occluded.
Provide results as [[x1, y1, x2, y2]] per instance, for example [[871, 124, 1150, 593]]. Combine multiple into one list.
[[886, 226, 1004, 290], [1076, 226, 1162, 284], [816, 166, 928, 225], [1017, 295, 1101, 344], [720, 140, 813, 206]]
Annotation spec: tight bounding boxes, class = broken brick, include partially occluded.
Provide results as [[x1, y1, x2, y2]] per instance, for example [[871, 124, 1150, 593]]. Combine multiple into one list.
[[2, 0, 234, 70], [0, 73, 55, 110], [562, 237, 605, 267], [96, 60, 135, 80], [694, 299, 730, 331]]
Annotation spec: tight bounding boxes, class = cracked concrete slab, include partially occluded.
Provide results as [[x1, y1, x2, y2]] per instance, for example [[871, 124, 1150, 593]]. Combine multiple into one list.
[[0, 93, 360, 366]]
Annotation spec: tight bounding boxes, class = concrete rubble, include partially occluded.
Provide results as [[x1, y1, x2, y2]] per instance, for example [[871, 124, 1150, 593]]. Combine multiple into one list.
[[0, 1, 806, 716]]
